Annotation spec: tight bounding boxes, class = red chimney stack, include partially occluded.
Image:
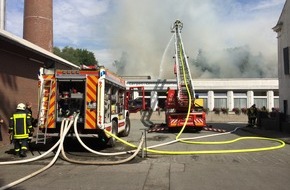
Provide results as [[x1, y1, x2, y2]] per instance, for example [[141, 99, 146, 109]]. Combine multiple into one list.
[[23, 0, 53, 52]]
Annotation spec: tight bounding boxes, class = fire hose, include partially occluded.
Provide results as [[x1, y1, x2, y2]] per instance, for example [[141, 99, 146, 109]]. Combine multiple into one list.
[[98, 36, 286, 155], [61, 113, 144, 165], [0, 117, 74, 190], [0, 35, 286, 187], [1, 20, 285, 188], [0, 113, 285, 190], [0, 115, 145, 190]]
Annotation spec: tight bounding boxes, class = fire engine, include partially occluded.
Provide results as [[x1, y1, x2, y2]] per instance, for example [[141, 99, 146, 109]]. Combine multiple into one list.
[[35, 65, 131, 146], [165, 20, 206, 131]]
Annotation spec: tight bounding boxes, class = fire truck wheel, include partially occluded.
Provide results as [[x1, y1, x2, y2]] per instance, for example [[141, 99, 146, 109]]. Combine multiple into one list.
[[107, 120, 118, 147], [120, 117, 130, 137]]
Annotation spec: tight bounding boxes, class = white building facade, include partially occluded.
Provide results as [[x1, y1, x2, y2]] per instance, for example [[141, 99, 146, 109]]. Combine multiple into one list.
[[273, 0, 290, 119], [126, 78, 279, 112]]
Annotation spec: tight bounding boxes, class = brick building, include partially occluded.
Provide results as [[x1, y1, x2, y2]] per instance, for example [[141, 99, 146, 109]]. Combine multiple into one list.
[[0, 29, 78, 145]]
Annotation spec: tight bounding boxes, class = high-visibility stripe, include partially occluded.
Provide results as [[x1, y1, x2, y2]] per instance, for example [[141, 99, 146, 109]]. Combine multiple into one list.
[[85, 76, 98, 129], [87, 86, 96, 101], [41, 75, 56, 129], [168, 114, 206, 127], [85, 110, 96, 129], [47, 78, 56, 128], [12, 113, 30, 139]]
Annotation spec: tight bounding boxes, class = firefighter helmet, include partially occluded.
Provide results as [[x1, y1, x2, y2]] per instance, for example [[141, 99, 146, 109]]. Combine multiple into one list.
[[17, 103, 26, 110]]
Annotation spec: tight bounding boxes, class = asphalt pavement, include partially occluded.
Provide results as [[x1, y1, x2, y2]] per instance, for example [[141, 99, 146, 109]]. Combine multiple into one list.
[[0, 120, 290, 190]]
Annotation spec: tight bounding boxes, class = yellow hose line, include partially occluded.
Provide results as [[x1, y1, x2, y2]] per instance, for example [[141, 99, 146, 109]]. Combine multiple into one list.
[[62, 115, 145, 165], [178, 136, 284, 145], [175, 41, 192, 140], [144, 139, 285, 155], [172, 41, 285, 153], [103, 35, 286, 155], [104, 130, 285, 155], [105, 129, 137, 148]]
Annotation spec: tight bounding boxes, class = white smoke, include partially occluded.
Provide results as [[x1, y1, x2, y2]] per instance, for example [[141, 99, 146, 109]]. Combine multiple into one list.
[[105, 0, 284, 79]]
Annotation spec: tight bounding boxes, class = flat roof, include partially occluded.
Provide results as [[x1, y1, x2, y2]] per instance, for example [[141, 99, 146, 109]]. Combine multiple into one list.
[[126, 78, 278, 91]]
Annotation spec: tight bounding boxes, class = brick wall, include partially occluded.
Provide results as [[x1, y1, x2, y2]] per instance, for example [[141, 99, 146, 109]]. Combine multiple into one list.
[[0, 50, 75, 145]]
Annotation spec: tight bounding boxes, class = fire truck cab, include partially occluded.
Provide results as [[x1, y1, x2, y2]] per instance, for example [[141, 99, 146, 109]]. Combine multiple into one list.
[[36, 65, 130, 146]]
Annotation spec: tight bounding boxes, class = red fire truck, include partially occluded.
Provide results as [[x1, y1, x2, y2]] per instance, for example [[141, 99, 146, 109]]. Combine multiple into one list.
[[36, 65, 130, 146], [165, 20, 206, 131]]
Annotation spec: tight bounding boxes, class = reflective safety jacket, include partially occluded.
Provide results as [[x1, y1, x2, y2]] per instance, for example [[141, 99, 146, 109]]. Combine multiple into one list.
[[9, 110, 32, 139]]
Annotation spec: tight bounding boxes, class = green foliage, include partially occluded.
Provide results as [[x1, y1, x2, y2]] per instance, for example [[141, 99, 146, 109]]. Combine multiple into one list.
[[53, 46, 98, 66]]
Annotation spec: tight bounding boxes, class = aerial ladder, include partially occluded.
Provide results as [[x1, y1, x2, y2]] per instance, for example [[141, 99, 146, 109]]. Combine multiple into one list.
[[165, 20, 206, 130], [172, 20, 195, 110]]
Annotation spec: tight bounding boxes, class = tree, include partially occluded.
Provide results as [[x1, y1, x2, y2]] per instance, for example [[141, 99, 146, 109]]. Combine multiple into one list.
[[53, 46, 98, 66]]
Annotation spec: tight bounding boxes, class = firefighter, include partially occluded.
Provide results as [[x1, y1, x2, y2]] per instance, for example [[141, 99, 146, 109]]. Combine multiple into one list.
[[247, 104, 258, 127], [257, 106, 269, 128], [25, 102, 37, 127], [9, 103, 33, 157]]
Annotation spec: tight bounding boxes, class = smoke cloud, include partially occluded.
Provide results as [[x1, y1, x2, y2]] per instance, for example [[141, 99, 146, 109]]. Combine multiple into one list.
[[105, 0, 284, 79]]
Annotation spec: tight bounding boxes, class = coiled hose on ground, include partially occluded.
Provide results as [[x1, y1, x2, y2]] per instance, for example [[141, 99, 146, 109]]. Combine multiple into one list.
[[0, 115, 145, 190]]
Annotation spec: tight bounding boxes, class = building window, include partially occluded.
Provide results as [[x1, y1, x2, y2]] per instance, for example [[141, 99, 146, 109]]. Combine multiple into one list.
[[254, 98, 267, 109], [274, 98, 279, 109], [283, 47, 289, 75], [234, 91, 247, 109], [234, 98, 247, 108], [214, 92, 227, 96], [196, 92, 208, 96], [214, 98, 227, 108], [234, 92, 247, 96]]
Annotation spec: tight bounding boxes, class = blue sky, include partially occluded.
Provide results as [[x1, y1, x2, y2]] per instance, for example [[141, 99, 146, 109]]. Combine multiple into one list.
[[4, 0, 286, 78]]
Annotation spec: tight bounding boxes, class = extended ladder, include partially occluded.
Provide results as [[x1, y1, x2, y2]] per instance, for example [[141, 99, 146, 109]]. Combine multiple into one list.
[[173, 20, 195, 106], [177, 42, 194, 101], [36, 79, 53, 144]]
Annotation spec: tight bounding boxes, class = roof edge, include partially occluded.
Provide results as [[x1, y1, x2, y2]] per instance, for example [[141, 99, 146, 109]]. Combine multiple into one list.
[[0, 29, 79, 69]]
